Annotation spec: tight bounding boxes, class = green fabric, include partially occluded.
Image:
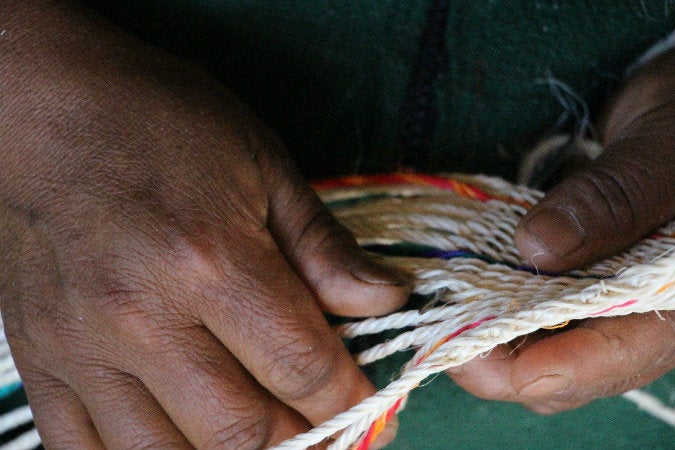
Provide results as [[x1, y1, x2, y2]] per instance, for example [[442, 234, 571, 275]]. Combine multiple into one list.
[[366, 350, 675, 449], [88, 0, 673, 179]]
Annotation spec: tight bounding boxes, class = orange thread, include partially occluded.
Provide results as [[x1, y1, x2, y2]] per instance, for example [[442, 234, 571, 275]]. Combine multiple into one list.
[[311, 173, 534, 208], [353, 397, 405, 450], [542, 320, 570, 330], [352, 316, 496, 450], [657, 282, 675, 294]]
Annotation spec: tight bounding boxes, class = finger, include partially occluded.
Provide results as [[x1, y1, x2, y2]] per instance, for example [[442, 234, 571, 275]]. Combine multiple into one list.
[[192, 234, 379, 426], [74, 369, 192, 450], [515, 63, 675, 272], [509, 313, 675, 408], [446, 331, 553, 401], [449, 313, 675, 414], [446, 344, 518, 401], [601, 49, 675, 143], [258, 138, 410, 317], [515, 131, 675, 272], [96, 302, 311, 450], [19, 369, 104, 449], [370, 415, 399, 450], [0, 209, 102, 448]]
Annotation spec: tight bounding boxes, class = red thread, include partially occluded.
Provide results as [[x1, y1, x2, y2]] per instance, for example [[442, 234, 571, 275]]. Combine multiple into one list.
[[352, 316, 496, 450], [311, 173, 533, 208], [590, 299, 638, 316], [416, 316, 497, 364], [353, 397, 404, 450]]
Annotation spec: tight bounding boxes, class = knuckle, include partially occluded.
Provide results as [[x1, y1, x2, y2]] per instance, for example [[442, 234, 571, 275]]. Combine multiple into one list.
[[575, 167, 639, 234], [295, 207, 353, 255], [638, 312, 675, 375], [123, 434, 186, 450], [597, 378, 635, 398], [649, 351, 675, 375], [5, 303, 90, 371], [582, 324, 629, 364], [201, 415, 271, 450], [123, 431, 185, 450], [265, 333, 338, 402], [95, 291, 175, 355]]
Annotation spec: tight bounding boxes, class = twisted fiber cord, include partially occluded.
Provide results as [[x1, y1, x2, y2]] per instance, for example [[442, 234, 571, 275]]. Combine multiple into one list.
[[0, 428, 41, 450], [623, 389, 675, 427], [274, 255, 675, 450], [2, 174, 675, 449], [270, 174, 675, 450]]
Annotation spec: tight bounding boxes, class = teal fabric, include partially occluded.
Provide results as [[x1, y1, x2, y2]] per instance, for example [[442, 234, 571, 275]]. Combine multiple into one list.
[[88, 0, 673, 178], [366, 350, 675, 449], [388, 374, 675, 449]]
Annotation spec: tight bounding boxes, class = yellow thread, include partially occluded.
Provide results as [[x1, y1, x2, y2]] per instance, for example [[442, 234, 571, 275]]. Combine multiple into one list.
[[657, 281, 675, 294], [542, 320, 570, 330], [371, 415, 387, 436]]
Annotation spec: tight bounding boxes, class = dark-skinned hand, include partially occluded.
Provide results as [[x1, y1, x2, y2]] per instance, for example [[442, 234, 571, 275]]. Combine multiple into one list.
[[0, 1, 409, 448], [448, 48, 675, 414]]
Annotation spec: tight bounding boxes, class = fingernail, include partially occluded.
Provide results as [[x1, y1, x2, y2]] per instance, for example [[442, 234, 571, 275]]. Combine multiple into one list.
[[518, 374, 572, 397], [524, 207, 586, 257], [350, 257, 410, 287]]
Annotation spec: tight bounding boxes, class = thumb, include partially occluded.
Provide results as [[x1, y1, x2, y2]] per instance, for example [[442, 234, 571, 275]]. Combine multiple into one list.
[[515, 130, 675, 273], [516, 50, 675, 273], [256, 136, 411, 317]]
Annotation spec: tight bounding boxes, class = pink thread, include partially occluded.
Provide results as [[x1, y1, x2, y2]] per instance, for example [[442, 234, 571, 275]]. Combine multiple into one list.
[[590, 299, 638, 316], [353, 316, 496, 450]]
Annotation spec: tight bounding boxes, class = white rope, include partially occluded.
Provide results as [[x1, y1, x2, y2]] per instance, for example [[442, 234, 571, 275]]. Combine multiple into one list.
[[0, 428, 40, 450], [270, 174, 675, 449], [0, 406, 33, 436], [274, 256, 675, 449], [0, 406, 38, 450], [623, 389, 675, 427], [4, 173, 675, 449]]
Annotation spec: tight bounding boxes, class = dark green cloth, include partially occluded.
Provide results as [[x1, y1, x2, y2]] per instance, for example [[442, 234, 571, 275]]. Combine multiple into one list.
[[366, 350, 675, 449], [89, 0, 673, 179]]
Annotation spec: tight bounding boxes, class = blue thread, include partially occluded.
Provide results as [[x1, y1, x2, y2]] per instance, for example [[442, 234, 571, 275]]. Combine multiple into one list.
[[363, 243, 603, 279]]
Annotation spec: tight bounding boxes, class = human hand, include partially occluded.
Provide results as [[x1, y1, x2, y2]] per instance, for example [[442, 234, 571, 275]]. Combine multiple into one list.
[[0, 2, 409, 448], [447, 48, 675, 414]]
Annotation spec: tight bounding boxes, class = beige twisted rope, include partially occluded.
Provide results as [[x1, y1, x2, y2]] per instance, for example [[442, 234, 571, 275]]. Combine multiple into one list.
[[270, 173, 675, 450], [2, 173, 675, 449]]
